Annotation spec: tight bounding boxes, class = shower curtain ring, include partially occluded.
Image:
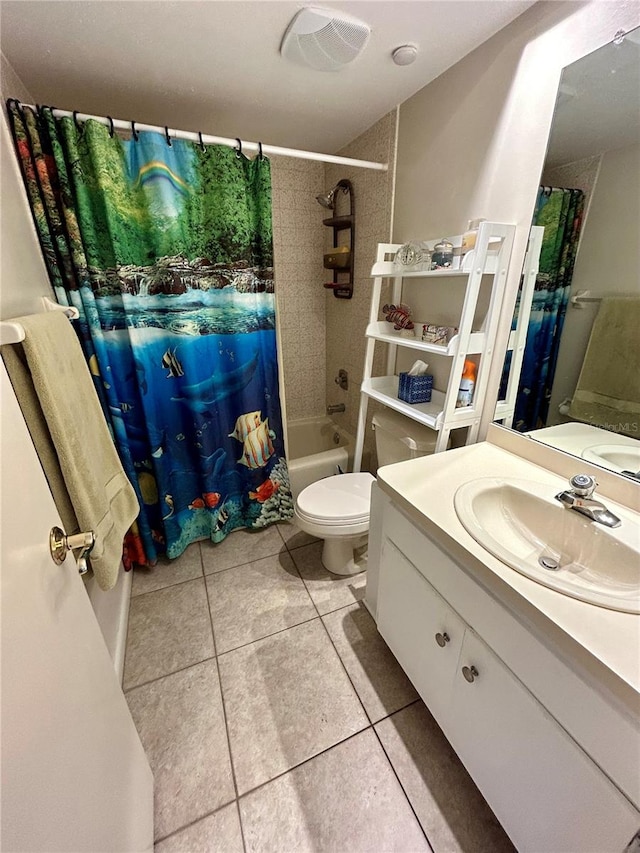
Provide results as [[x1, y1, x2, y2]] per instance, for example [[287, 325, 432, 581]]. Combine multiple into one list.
[[198, 131, 206, 152], [165, 126, 172, 147], [107, 116, 115, 138], [73, 110, 82, 131], [131, 120, 139, 142], [235, 138, 242, 158], [258, 141, 264, 161]]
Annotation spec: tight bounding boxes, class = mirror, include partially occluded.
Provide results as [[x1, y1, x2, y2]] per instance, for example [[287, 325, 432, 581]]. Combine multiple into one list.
[[500, 27, 640, 479]]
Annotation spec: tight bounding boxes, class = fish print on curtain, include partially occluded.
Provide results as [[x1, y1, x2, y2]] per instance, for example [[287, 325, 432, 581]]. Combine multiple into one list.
[[500, 186, 584, 432], [8, 101, 293, 565]]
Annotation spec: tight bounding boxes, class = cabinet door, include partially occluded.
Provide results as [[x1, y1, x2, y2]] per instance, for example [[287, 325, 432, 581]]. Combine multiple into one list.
[[377, 538, 465, 726], [448, 628, 640, 852]]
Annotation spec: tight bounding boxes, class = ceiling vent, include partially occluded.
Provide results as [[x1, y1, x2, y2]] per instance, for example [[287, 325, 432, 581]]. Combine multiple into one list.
[[280, 7, 371, 72]]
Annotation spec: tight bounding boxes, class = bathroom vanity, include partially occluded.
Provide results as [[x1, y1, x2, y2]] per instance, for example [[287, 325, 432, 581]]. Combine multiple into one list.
[[367, 427, 640, 851]]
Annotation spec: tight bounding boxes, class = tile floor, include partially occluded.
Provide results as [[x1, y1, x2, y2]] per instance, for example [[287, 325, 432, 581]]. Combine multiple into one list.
[[125, 523, 515, 852]]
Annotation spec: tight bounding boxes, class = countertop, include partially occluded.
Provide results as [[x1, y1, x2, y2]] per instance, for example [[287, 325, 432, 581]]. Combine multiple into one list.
[[376, 439, 640, 710]]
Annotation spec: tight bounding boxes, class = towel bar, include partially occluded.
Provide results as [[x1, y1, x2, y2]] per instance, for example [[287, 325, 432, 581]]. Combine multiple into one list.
[[571, 290, 639, 309], [0, 299, 79, 345]]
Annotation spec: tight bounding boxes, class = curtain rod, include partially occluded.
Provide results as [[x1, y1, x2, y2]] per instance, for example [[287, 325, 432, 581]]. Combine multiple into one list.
[[20, 103, 388, 172]]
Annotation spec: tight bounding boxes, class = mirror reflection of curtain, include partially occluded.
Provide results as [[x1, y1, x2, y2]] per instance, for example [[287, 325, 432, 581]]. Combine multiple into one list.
[[512, 186, 585, 432], [7, 101, 293, 567]]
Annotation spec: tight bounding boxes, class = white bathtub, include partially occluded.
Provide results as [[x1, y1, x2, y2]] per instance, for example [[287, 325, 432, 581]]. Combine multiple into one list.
[[287, 415, 355, 498]]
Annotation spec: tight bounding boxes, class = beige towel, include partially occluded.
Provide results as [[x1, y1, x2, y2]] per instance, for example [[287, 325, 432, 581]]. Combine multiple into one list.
[[3, 312, 139, 590], [569, 296, 640, 438]]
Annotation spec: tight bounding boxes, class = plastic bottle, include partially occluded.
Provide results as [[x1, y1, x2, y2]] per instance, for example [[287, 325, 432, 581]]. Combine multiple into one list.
[[461, 219, 485, 253], [456, 360, 477, 408]]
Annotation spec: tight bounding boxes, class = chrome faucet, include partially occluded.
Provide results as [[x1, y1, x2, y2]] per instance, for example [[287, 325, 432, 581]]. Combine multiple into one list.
[[555, 474, 621, 528], [327, 403, 346, 415]]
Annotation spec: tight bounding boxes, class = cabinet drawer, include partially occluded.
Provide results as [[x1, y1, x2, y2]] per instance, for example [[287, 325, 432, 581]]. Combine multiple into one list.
[[377, 538, 465, 726], [449, 628, 640, 852]]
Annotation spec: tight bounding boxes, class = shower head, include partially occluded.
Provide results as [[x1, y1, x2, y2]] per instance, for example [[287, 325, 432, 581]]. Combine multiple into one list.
[[315, 190, 336, 209], [315, 180, 352, 210]]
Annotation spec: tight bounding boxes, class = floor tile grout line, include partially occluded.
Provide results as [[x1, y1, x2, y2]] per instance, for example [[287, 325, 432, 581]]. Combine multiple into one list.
[[318, 607, 373, 726], [202, 547, 286, 578], [123, 654, 217, 695], [126, 610, 333, 694], [130, 569, 205, 600], [371, 722, 435, 852], [202, 568, 248, 853], [147, 690, 423, 844], [288, 555, 323, 620], [235, 724, 373, 802], [215, 613, 321, 659], [153, 797, 237, 846]]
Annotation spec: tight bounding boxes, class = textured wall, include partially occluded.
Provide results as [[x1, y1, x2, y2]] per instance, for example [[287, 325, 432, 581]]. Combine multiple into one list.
[[271, 157, 327, 421], [324, 110, 398, 469]]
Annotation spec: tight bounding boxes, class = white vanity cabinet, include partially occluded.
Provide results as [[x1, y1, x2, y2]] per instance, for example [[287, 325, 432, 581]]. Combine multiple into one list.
[[377, 502, 640, 852]]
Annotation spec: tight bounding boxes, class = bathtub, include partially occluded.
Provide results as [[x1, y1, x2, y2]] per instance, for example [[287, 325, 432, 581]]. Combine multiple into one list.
[[287, 415, 355, 498]]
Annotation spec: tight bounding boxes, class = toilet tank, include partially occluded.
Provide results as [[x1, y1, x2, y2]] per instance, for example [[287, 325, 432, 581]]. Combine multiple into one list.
[[372, 409, 438, 467]]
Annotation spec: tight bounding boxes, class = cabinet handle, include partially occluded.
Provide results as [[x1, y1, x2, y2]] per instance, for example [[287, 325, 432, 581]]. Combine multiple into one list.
[[462, 665, 479, 683], [434, 632, 450, 648]]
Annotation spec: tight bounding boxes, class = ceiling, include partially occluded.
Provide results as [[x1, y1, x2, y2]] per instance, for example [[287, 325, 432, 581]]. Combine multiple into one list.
[[545, 23, 640, 167], [1, 0, 536, 154]]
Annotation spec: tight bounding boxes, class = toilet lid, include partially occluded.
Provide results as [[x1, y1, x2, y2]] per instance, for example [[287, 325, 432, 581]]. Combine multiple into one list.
[[297, 473, 374, 524]]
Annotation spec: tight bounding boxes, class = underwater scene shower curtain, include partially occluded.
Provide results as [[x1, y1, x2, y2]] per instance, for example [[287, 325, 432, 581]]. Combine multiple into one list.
[[9, 102, 292, 565], [507, 186, 584, 432]]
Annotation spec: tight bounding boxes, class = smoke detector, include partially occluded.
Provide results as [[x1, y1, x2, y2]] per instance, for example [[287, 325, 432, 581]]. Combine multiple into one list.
[[392, 45, 418, 66], [280, 7, 371, 72]]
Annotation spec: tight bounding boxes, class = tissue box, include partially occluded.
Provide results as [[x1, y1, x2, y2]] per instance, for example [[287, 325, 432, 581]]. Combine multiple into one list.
[[398, 372, 433, 404]]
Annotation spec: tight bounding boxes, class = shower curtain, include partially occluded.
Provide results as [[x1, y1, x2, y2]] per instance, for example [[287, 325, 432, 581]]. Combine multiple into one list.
[[511, 186, 584, 432], [8, 102, 293, 566]]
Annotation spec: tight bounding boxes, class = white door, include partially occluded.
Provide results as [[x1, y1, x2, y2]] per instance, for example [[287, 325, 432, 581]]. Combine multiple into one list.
[[0, 362, 153, 852]]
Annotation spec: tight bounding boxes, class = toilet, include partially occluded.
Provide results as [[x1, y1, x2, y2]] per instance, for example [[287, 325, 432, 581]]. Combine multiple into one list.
[[294, 410, 439, 575]]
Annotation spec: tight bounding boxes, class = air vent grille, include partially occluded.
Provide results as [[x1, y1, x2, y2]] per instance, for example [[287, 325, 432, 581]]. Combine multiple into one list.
[[281, 8, 370, 72]]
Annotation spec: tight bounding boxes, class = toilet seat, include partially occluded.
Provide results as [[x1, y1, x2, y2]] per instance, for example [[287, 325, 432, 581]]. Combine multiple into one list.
[[294, 472, 374, 575], [295, 473, 374, 526]]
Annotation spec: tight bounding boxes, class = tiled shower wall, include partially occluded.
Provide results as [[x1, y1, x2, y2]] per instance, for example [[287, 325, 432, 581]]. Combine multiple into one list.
[[271, 158, 327, 420], [324, 110, 398, 469], [271, 110, 398, 470]]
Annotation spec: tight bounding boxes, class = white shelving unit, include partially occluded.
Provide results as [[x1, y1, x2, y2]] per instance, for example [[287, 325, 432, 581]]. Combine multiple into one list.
[[494, 225, 544, 427], [354, 221, 517, 470]]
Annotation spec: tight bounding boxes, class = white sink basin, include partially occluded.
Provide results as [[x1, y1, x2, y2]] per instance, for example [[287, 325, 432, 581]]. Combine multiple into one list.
[[581, 444, 640, 476], [454, 478, 640, 613]]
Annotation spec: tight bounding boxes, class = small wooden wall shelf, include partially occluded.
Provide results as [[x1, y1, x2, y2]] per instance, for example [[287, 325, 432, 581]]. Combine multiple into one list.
[[323, 180, 354, 299]]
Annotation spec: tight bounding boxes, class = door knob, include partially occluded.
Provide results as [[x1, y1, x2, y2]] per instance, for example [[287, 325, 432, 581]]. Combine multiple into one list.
[[435, 632, 450, 647], [462, 665, 479, 683], [49, 527, 95, 575]]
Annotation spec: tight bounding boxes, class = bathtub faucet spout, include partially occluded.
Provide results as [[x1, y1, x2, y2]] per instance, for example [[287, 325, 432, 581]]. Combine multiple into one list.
[[327, 403, 346, 415]]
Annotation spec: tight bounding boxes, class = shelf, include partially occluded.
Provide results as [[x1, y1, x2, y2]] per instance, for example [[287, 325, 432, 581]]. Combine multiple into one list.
[[494, 400, 512, 421], [365, 322, 485, 356], [362, 376, 479, 430], [370, 253, 499, 279], [323, 215, 353, 229], [362, 376, 446, 429]]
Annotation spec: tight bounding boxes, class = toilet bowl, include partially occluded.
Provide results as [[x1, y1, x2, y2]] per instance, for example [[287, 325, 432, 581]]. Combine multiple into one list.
[[294, 472, 374, 575], [294, 410, 441, 576]]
